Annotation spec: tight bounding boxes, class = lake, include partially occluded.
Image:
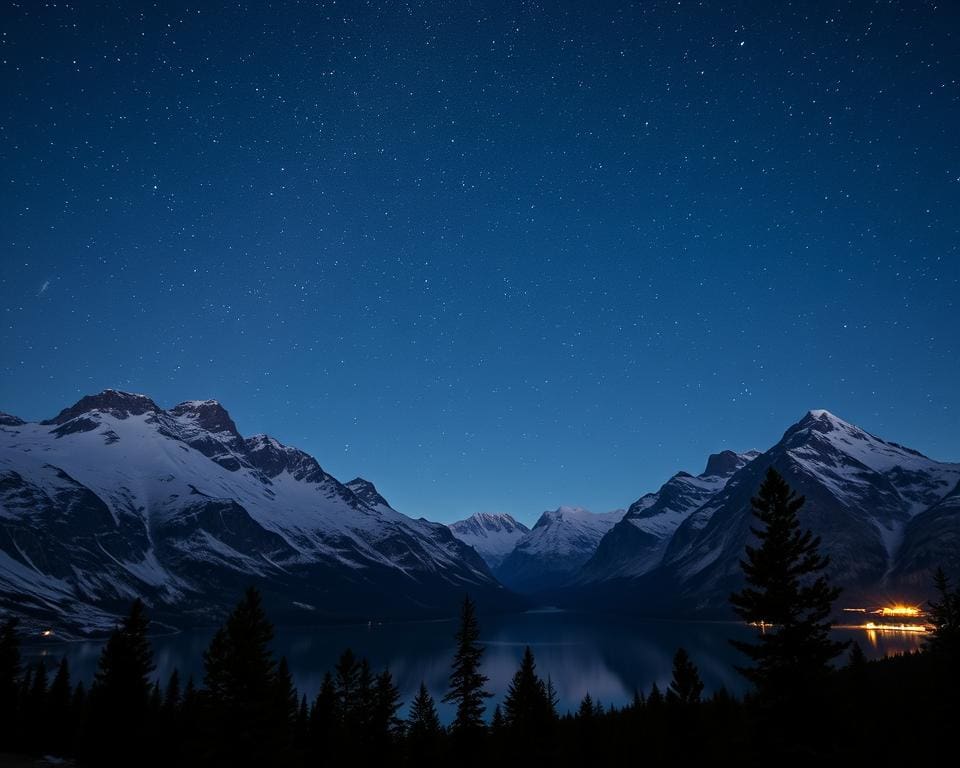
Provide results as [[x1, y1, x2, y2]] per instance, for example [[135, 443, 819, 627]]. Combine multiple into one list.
[[22, 610, 922, 720]]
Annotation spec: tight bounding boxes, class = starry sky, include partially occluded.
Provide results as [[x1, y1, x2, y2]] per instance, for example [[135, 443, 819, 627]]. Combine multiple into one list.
[[2, 1, 958, 525]]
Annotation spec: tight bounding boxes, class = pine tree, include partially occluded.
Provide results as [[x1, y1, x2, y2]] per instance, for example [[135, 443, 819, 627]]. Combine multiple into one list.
[[156, 669, 182, 765], [0, 618, 21, 749], [502, 646, 550, 737], [666, 647, 704, 706], [28, 657, 48, 710], [18, 665, 32, 723], [200, 587, 290, 766], [149, 680, 162, 714], [48, 657, 73, 756], [272, 656, 299, 726], [647, 682, 663, 708], [295, 694, 309, 749], [308, 672, 339, 760], [333, 648, 361, 721], [574, 692, 598, 761], [356, 656, 375, 734], [370, 668, 403, 754], [163, 668, 181, 713], [92, 599, 155, 708], [408, 682, 443, 765], [87, 598, 156, 765], [25, 659, 49, 752], [730, 467, 847, 704], [202, 587, 276, 705], [545, 675, 559, 720], [408, 682, 442, 739], [443, 596, 491, 737], [925, 566, 960, 663], [490, 703, 505, 734], [179, 676, 198, 748], [181, 675, 197, 718], [311, 671, 338, 728], [577, 692, 594, 720]]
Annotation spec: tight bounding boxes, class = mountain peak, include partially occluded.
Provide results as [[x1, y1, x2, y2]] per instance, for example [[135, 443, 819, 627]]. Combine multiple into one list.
[[800, 409, 857, 431], [448, 512, 531, 570], [346, 477, 391, 509], [451, 512, 529, 534], [542, 505, 590, 521], [781, 408, 939, 476], [703, 449, 758, 478], [168, 399, 240, 438], [785, 409, 877, 447], [534, 505, 625, 530], [42, 390, 160, 425], [0, 411, 25, 427]]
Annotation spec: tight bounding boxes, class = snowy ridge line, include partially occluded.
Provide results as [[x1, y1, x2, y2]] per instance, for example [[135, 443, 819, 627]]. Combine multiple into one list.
[[0, 390, 508, 635]]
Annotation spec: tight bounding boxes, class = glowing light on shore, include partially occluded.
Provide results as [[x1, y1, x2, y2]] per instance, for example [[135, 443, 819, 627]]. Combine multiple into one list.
[[861, 622, 927, 633], [842, 603, 924, 618], [874, 605, 921, 618]]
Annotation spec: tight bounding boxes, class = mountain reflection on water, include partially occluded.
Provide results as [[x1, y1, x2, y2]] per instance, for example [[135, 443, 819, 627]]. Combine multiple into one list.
[[24, 610, 922, 720]]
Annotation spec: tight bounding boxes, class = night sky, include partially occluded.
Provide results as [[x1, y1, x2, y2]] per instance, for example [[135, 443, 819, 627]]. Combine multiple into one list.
[[2, 1, 958, 524]]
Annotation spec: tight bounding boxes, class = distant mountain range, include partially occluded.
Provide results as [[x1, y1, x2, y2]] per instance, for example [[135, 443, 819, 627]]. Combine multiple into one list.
[[447, 513, 529, 570], [546, 410, 959, 615], [492, 506, 625, 593], [0, 391, 516, 637], [2, 392, 958, 635], [448, 508, 626, 592]]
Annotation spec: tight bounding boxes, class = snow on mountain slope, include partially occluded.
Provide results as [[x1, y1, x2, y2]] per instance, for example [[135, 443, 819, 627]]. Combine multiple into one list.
[[448, 513, 530, 569], [0, 390, 512, 635], [656, 410, 960, 611], [579, 450, 759, 582], [496, 506, 625, 593], [890, 480, 960, 590]]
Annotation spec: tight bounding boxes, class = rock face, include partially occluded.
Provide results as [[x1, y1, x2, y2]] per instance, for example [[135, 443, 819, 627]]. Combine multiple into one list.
[[888, 481, 960, 591], [579, 450, 759, 583], [0, 391, 516, 636], [575, 410, 960, 616], [495, 506, 625, 594], [448, 513, 530, 570]]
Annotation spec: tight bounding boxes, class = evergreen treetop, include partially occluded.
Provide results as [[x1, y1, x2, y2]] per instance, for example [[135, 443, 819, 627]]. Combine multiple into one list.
[[925, 566, 960, 663], [408, 681, 442, 739], [502, 646, 551, 734], [730, 467, 847, 702], [667, 647, 704, 706], [443, 595, 492, 733], [91, 597, 155, 712], [202, 586, 276, 705]]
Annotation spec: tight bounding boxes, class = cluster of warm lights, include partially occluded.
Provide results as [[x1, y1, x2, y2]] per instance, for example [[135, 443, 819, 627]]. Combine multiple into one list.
[[874, 605, 921, 618], [861, 621, 927, 633], [840, 603, 930, 636]]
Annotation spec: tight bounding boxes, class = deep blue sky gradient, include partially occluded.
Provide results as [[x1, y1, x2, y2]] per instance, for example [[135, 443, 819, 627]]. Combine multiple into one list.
[[2, 1, 958, 524]]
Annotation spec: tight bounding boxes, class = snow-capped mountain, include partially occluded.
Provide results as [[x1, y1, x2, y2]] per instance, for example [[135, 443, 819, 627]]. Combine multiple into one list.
[[579, 450, 759, 583], [448, 513, 530, 569], [496, 506, 625, 593], [575, 410, 960, 615], [0, 390, 515, 636]]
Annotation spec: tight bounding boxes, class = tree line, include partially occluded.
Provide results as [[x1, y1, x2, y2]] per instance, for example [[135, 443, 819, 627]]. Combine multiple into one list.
[[1, 468, 958, 765]]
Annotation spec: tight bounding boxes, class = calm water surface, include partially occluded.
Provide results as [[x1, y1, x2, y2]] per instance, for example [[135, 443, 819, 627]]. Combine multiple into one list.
[[23, 610, 922, 720]]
